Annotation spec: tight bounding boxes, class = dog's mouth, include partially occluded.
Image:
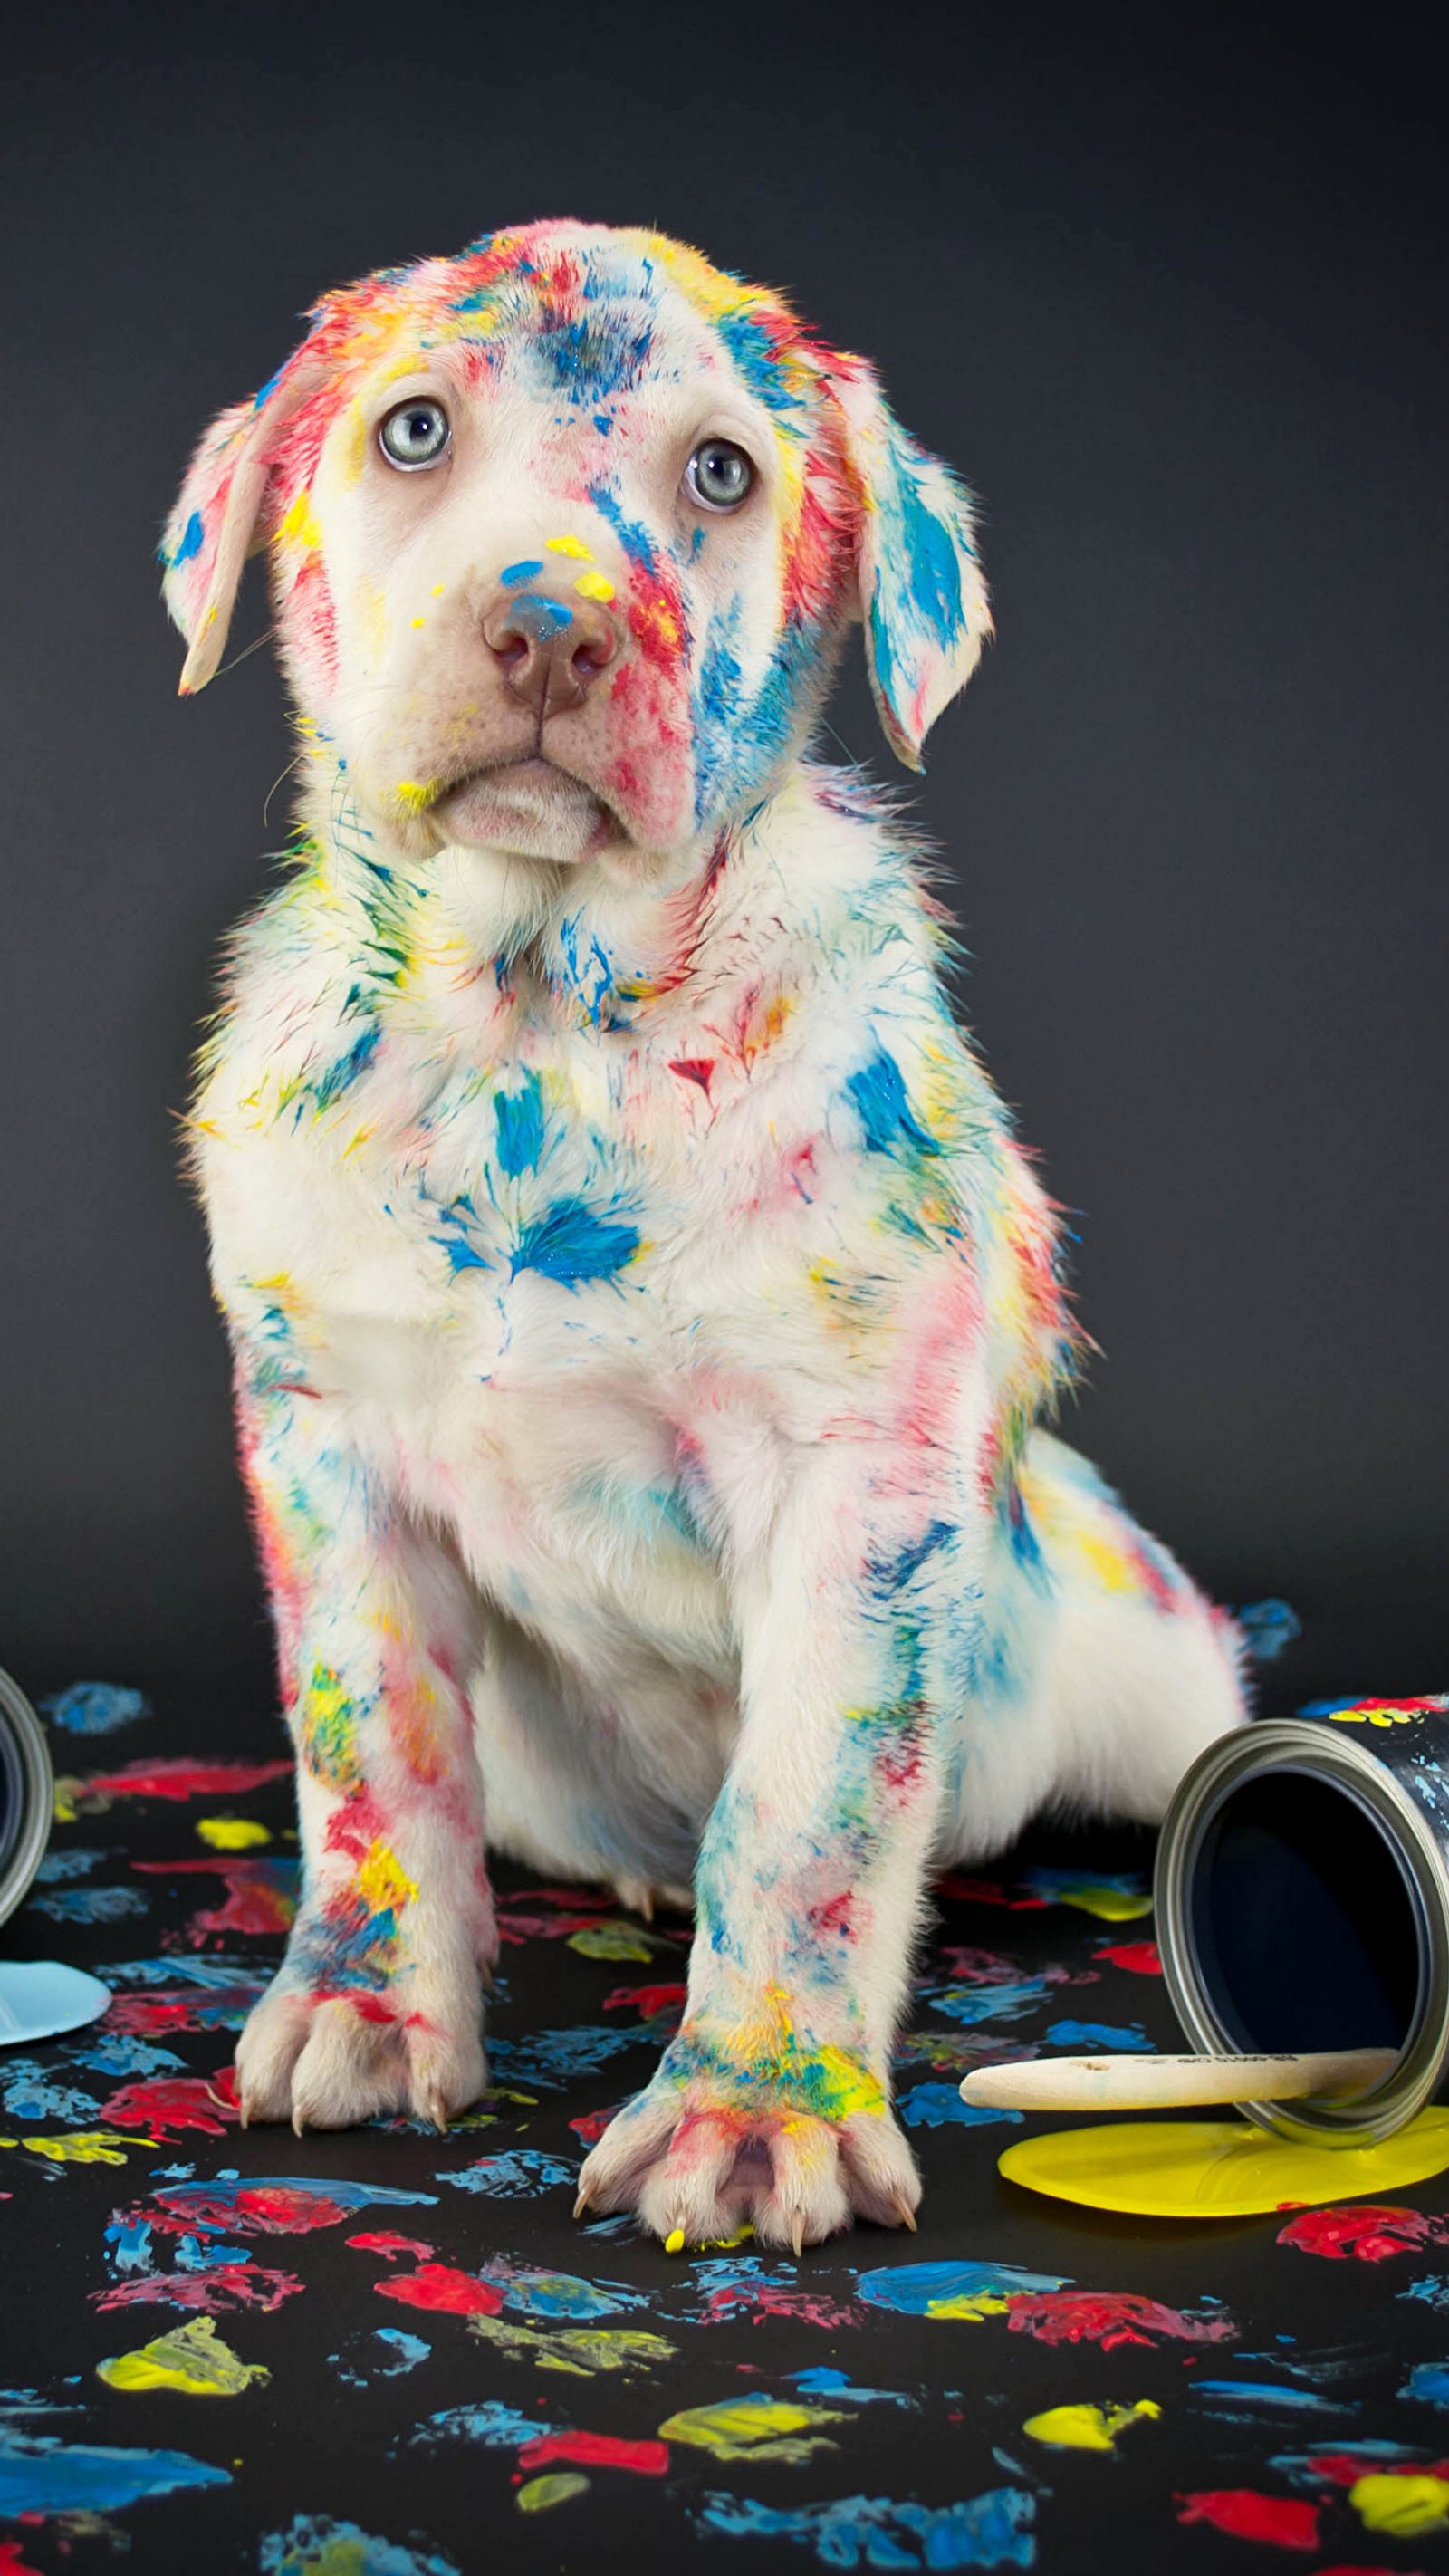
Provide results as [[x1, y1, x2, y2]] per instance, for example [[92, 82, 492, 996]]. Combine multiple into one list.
[[429, 756, 619, 866]]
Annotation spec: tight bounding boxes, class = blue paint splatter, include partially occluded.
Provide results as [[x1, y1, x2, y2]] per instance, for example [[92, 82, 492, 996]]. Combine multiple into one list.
[[1044, 2021, 1154, 2052], [696, 2485, 1036, 2568], [71, 2033, 186, 2079], [1190, 2380, 1350, 2422], [34, 1847, 107, 1882], [0, 2427, 230, 2516], [1, 2063, 101, 2124], [500, 559, 544, 586], [1402, 2276, 1449, 2312], [926, 1978, 1052, 2028], [410, 2398, 552, 2449], [43, 1682, 149, 1735], [506, 591, 573, 637], [500, 2268, 647, 2321], [168, 512, 205, 569], [435, 2150, 576, 2197], [856, 2260, 1068, 2316], [897, 2084, 1024, 2130], [556, 912, 613, 1023], [788, 2368, 914, 2409], [27, 1886, 149, 1924], [261, 2516, 457, 2576], [1236, 1599, 1300, 1661], [486, 2025, 644, 2091], [1400, 2361, 1449, 2408], [512, 1199, 639, 1286]]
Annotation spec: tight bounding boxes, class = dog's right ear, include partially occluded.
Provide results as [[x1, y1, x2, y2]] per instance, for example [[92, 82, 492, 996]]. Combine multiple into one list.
[[161, 353, 333, 697]]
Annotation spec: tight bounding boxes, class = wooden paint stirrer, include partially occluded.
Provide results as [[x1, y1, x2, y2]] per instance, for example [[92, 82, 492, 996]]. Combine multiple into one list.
[[959, 2046, 1398, 2113]]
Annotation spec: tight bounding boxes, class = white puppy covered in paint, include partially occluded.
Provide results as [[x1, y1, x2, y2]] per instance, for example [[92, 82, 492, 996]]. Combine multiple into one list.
[[164, 220, 1248, 2249]]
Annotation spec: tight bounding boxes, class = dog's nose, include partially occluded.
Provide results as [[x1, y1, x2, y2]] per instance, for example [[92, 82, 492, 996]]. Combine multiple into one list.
[[483, 591, 617, 718]]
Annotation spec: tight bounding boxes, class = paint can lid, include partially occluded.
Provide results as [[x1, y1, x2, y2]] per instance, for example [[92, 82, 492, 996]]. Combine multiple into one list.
[[0, 1665, 53, 1933]]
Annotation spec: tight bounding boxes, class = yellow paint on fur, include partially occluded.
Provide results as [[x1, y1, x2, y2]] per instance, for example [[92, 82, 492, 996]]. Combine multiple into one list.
[[99, 2315, 269, 2398], [278, 486, 321, 553], [395, 781, 434, 818], [1024, 2399, 1160, 2453], [517, 2473, 590, 2513], [1351, 2472, 1449, 2536], [546, 533, 593, 558], [574, 570, 615, 602], [811, 2044, 888, 2120], [358, 1839, 417, 1915], [196, 1816, 271, 1850], [659, 2394, 846, 2463], [999, 2110, 1449, 2218]]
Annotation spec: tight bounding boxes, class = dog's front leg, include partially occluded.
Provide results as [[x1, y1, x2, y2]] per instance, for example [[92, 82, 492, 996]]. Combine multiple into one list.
[[578, 1436, 957, 2249], [229, 1370, 494, 2133]]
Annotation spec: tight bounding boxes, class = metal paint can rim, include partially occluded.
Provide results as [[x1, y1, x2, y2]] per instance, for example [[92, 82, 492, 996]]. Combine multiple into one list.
[[0, 1667, 53, 1934], [1155, 1716, 1449, 2145]]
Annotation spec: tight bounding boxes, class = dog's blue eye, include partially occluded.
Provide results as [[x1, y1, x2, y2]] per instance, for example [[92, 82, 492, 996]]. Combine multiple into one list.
[[686, 439, 754, 512], [378, 399, 451, 470]]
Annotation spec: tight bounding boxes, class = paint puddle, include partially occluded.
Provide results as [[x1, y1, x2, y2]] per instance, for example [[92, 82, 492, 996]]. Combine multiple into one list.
[[999, 2110, 1449, 2217]]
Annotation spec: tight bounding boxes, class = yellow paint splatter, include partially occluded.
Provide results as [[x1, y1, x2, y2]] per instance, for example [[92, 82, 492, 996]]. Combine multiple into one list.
[[358, 1840, 417, 1915], [924, 2289, 1014, 2322], [1050, 1884, 1154, 1923], [665, 2229, 686, 2255], [98, 2316, 269, 2397], [395, 780, 434, 818], [567, 1921, 655, 1963], [1023, 2399, 1160, 2453], [470, 2316, 676, 2377], [574, 570, 615, 602], [196, 1816, 271, 1850], [546, 533, 593, 558], [659, 2393, 846, 2464], [1329, 1704, 1428, 1727], [1351, 2472, 1449, 2536], [517, 2473, 590, 2513], [0, 2130, 156, 2166]]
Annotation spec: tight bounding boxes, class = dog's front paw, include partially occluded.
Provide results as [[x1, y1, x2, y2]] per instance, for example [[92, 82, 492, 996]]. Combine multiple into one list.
[[234, 1934, 486, 2136], [574, 2018, 921, 2252]]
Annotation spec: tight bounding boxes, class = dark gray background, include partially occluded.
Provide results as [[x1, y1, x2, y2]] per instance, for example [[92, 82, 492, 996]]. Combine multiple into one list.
[[4, 1, 1444, 1713]]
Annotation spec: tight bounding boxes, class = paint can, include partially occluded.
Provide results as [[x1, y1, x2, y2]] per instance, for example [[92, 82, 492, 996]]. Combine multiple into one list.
[[0, 1666, 53, 1932], [1156, 1697, 1449, 2145]]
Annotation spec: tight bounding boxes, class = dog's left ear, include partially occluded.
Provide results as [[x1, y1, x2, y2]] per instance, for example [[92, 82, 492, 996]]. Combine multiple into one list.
[[161, 352, 333, 697], [827, 359, 993, 772]]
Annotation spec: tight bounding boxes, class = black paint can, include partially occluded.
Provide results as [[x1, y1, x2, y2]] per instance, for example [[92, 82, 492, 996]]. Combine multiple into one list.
[[1156, 1696, 1449, 2144], [0, 1667, 53, 1932]]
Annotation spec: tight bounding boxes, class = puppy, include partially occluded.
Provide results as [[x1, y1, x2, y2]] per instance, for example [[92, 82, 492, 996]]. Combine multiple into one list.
[[164, 221, 1248, 2249]]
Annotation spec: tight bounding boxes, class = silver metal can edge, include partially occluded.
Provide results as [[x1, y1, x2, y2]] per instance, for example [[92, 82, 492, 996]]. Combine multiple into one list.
[[1155, 1717, 1449, 2145], [0, 1666, 54, 1933]]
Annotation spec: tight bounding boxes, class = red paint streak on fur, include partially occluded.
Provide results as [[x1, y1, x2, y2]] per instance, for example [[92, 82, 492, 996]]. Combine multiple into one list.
[[1006, 2292, 1236, 2351], [1277, 2205, 1449, 2262], [94, 2264, 303, 2314], [1094, 1939, 1163, 1975], [518, 2431, 668, 2476], [602, 1982, 687, 2018], [668, 1057, 715, 1094], [324, 1790, 390, 1861], [65, 1757, 291, 1804], [346, 2232, 437, 2260], [98, 2075, 238, 2138], [375, 2262, 506, 2317], [806, 1893, 855, 1944], [1176, 2492, 1319, 2551]]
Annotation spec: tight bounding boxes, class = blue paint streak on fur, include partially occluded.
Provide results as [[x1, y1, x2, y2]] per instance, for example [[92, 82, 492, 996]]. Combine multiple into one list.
[[713, 309, 804, 415], [846, 1046, 938, 1158], [587, 480, 657, 575], [512, 1199, 639, 1285], [168, 511, 205, 567], [500, 559, 544, 586], [494, 1071, 545, 1176], [696, 2485, 1036, 2566], [306, 1019, 380, 1115], [557, 912, 613, 1023], [868, 1522, 954, 1597], [506, 591, 573, 637], [1236, 1599, 1301, 1661]]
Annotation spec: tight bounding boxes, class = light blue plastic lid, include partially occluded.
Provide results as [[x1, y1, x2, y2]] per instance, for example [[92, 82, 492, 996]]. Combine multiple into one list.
[[0, 1958, 112, 2044]]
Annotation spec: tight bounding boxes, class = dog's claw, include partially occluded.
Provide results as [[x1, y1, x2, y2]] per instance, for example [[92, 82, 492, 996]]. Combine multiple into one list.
[[427, 2097, 450, 2136], [789, 2215, 805, 2259], [479, 1961, 496, 1998], [573, 2185, 595, 2220], [292, 2110, 306, 2139], [891, 2192, 917, 2233]]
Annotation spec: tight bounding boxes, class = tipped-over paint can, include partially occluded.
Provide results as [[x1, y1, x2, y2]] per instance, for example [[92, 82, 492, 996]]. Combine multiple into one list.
[[0, 1666, 53, 1932], [1156, 1696, 1449, 2145]]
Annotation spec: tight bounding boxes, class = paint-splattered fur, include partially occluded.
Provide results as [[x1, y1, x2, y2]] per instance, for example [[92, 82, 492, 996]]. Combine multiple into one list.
[[166, 220, 1247, 2247]]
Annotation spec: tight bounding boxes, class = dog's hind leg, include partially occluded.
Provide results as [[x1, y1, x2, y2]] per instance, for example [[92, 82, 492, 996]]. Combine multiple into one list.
[[936, 1427, 1251, 1863]]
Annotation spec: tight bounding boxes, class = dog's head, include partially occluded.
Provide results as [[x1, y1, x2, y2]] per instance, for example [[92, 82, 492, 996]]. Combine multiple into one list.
[[164, 221, 991, 871]]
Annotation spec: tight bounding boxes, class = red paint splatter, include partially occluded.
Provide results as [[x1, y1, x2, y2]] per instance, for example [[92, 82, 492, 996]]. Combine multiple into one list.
[[134, 1855, 296, 1939], [602, 1983, 687, 2019], [518, 2431, 668, 2477], [1176, 2490, 1320, 2550], [94, 2265, 302, 2313], [1006, 2292, 1236, 2351], [496, 1909, 618, 1945], [375, 2262, 506, 2318], [1277, 2205, 1449, 2262], [347, 2232, 437, 2260], [147, 2182, 352, 2236], [934, 1875, 1046, 1909], [97, 2074, 238, 2138], [668, 1057, 715, 1094], [60, 1756, 292, 1806], [570, 2106, 619, 2147], [1094, 1939, 1163, 1975], [511, 1887, 614, 1909], [0, 2539, 45, 2576], [699, 2280, 862, 2331]]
